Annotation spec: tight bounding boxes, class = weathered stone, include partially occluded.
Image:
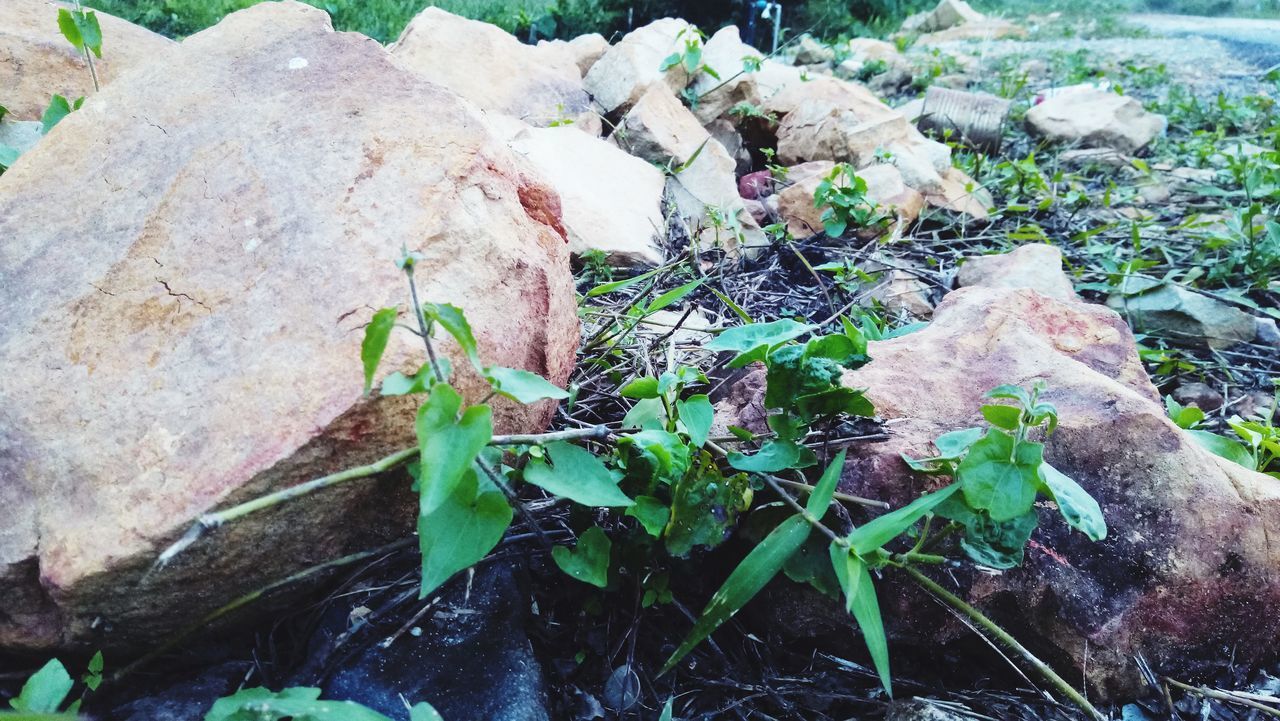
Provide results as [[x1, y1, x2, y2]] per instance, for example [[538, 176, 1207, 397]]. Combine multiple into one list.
[[615, 85, 766, 254], [0, 0, 175, 120], [723, 286, 1280, 699], [793, 34, 835, 66], [0, 1, 578, 652], [885, 699, 974, 721], [1026, 89, 1167, 153], [1107, 277, 1257, 348], [510, 125, 666, 266], [915, 19, 1027, 44], [1257, 317, 1280, 348], [923, 167, 993, 220], [1172, 382, 1224, 412], [1059, 147, 1132, 168], [583, 18, 692, 114], [775, 160, 923, 239], [765, 76, 953, 195], [707, 117, 752, 175], [390, 7, 592, 128], [955, 244, 1076, 300], [536, 33, 610, 77], [904, 0, 986, 32], [689, 25, 763, 124]]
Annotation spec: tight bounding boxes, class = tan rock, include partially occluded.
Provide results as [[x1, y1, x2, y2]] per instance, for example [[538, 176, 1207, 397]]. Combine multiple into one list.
[[706, 117, 751, 175], [0, 0, 175, 120], [955, 244, 1077, 300], [923, 167, 994, 220], [727, 285, 1280, 699], [615, 85, 766, 254], [583, 18, 692, 114], [390, 7, 592, 128], [689, 25, 763, 124], [537, 33, 610, 77], [907, 0, 987, 32], [1026, 88, 1168, 153], [793, 34, 835, 66], [776, 160, 923, 239], [915, 19, 1027, 44], [510, 125, 666, 266], [0, 1, 578, 652]]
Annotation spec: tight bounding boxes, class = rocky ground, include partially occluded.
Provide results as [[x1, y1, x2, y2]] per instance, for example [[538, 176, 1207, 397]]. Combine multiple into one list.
[[1, 0, 1278, 719]]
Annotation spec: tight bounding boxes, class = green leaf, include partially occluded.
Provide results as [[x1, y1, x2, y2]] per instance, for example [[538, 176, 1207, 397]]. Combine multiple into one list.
[[485, 366, 568, 404], [658, 697, 674, 721], [957, 430, 1042, 521], [204, 686, 397, 721], [1189, 429, 1255, 468], [78, 10, 103, 57], [806, 450, 847, 516], [662, 514, 811, 673], [0, 143, 20, 170], [622, 397, 667, 430], [705, 319, 814, 367], [360, 307, 398, 395], [409, 703, 445, 721], [620, 376, 660, 399], [9, 659, 72, 713], [552, 526, 611, 587], [380, 361, 449, 396], [626, 495, 670, 537], [56, 9, 83, 52], [934, 427, 984, 457], [986, 384, 1032, 406], [586, 267, 660, 297], [980, 404, 1022, 431], [40, 95, 76, 134], [727, 439, 802, 473], [847, 483, 960, 555], [1037, 463, 1106, 541], [953, 506, 1038, 569], [648, 278, 704, 313], [423, 303, 481, 370], [709, 287, 752, 323], [828, 544, 892, 695], [523, 442, 634, 508], [665, 454, 752, 556], [675, 394, 713, 447], [415, 384, 493, 516], [418, 467, 512, 599]]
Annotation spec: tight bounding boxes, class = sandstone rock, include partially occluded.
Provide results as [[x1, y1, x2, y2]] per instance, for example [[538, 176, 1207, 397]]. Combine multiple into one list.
[[0, 0, 175, 120], [956, 244, 1077, 300], [1107, 277, 1257, 349], [1172, 382, 1224, 412], [915, 19, 1027, 45], [725, 286, 1280, 699], [706, 117, 752, 175], [615, 85, 766, 254], [907, 0, 986, 32], [867, 267, 936, 320], [390, 7, 592, 128], [536, 33, 610, 77], [583, 18, 692, 114], [793, 34, 835, 66], [836, 40, 914, 93], [1026, 89, 1167, 153], [765, 76, 953, 196], [689, 25, 763, 125], [1257, 317, 1280, 348], [775, 160, 923, 239], [0, 1, 578, 652], [923, 167, 993, 220], [510, 125, 666, 266]]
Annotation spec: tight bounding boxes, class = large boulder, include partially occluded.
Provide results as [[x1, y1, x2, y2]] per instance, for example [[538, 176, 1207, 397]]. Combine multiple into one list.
[[688, 25, 763, 125], [1026, 88, 1168, 153], [536, 33, 610, 77], [390, 7, 593, 128], [615, 85, 766, 255], [0, 0, 175, 120], [509, 125, 666, 266], [583, 18, 692, 114], [902, 0, 986, 33], [721, 256, 1280, 699], [0, 1, 579, 653]]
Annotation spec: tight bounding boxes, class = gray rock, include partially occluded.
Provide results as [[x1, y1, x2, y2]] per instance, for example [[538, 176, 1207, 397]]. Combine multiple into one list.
[[1257, 317, 1280, 347], [1172, 381, 1224, 412], [1107, 278, 1257, 349], [885, 698, 975, 720]]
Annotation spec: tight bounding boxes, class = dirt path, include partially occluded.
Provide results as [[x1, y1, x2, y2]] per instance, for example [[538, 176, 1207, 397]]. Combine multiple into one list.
[[1127, 13, 1280, 69]]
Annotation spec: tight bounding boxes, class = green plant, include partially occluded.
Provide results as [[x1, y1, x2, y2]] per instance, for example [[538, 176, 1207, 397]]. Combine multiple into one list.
[[813, 163, 889, 237], [660, 27, 719, 105], [3, 654, 103, 719], [1170, 388, 1280, 478], [206, 687, 441, 721]]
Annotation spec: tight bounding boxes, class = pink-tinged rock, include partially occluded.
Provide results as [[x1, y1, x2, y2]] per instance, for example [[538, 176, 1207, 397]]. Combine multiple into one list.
[[390, 7, 593, 128], [722, 285, 1280, 700], [775, 161, 923, 239], [738, 170, 775, 200], [0, 0, 175, 119], [0, 1, 578, 653]]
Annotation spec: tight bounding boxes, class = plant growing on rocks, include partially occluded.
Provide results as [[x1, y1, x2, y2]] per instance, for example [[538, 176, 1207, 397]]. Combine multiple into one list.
[[813, 163, 890, 237]]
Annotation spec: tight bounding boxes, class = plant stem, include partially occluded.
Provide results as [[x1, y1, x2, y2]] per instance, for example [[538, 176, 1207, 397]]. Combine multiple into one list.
[[1164, 677, 1280, 717], [152, 426, 609, 568], [899, 565, 1105, 721]]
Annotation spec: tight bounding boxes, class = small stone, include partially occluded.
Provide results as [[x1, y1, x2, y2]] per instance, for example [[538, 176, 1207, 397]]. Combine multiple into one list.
[[1026, 88, 1168, 153], [1256, 317, 1280, 347], [955, 244, 1076, 300], [1172, 382, 1224, 412]]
